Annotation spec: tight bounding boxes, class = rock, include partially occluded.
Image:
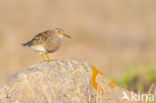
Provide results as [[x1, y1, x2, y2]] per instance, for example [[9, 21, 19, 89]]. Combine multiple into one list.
[[0, 60, 139, 103]]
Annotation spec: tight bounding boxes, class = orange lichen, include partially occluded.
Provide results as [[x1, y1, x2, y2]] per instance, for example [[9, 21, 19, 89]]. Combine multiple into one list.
[[109, 80, 115, 88], [91, 66, 104, 95], [91, 66, 115, 95]]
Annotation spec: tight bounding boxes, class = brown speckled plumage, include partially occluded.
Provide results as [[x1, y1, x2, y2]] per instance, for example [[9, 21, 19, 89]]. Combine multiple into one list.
[[22, 28, 71, 62]]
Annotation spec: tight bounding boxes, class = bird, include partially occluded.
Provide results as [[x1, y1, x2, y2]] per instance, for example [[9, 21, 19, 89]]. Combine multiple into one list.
[[22, 28, 71, 62]]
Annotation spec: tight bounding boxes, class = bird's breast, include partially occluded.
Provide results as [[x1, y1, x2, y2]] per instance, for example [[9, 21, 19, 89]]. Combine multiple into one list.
[[45, 39, 63, 53]]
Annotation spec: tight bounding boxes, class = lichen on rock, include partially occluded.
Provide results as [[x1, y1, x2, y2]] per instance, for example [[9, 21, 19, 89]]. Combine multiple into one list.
[[0, 60, 136, 103]]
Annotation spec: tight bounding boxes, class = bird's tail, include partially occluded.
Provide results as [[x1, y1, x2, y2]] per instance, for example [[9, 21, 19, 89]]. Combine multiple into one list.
[[22, 43, 28, 47], [22, 41, 32, 47]]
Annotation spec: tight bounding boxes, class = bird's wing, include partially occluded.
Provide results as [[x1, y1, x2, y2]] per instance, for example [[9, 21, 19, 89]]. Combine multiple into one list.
[[22, 30, 52, 47], [31, 31, 51, 45]]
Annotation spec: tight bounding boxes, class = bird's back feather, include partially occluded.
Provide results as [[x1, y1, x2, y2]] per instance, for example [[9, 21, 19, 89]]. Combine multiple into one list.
[[22, 30, 52, 47]]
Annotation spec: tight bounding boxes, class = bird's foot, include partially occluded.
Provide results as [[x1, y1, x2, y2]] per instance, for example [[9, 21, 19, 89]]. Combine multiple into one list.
[[45, 54, 55, 62], [40, 59, 56, 63], [47, 59, 52, 62], [47, 59, 56, 62]]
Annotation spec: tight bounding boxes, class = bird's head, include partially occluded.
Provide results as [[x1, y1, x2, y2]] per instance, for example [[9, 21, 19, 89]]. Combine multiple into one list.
[[54, 28, 71, 39]]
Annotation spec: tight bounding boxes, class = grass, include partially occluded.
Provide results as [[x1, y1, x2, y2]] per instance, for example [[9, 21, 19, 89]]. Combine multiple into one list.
[[108, 66, 156, 93]]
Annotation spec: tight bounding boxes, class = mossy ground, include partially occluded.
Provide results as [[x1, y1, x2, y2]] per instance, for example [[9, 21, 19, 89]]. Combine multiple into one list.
[[109, 66, 156, 93]]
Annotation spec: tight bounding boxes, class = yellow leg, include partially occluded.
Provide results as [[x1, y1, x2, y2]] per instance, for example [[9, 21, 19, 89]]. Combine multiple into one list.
[[45, 53, 51, 62], [41, 54, 46, 62]]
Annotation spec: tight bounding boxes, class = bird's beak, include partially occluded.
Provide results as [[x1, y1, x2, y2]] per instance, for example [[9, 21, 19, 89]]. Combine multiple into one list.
[[63, 33, 71, 38]]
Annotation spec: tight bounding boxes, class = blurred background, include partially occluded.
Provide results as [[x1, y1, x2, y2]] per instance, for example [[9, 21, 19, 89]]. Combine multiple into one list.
[[0, 0, 156, 93]]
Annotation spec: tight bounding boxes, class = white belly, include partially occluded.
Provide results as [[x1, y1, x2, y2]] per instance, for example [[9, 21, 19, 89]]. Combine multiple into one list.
[[30, 45, 46, 54]]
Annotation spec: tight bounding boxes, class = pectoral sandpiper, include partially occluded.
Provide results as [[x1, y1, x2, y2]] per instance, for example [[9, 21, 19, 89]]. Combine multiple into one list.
[[22, 28, 71, 62]]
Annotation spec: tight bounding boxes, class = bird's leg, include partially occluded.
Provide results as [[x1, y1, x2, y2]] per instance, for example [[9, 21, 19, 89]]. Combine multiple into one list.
[[45, 53, 52, 62], [41, 54, 46, 62]]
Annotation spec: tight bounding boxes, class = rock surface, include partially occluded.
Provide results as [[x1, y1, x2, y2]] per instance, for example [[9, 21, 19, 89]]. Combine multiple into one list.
[[0, 60, 139, 103]]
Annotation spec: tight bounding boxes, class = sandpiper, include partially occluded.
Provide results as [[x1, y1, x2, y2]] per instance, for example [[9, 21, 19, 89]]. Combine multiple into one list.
[[22, 28, 71, 62]]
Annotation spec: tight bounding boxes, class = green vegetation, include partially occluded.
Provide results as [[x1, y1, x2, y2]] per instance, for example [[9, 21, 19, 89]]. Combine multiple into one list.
[[109, 66, 156, 93]]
